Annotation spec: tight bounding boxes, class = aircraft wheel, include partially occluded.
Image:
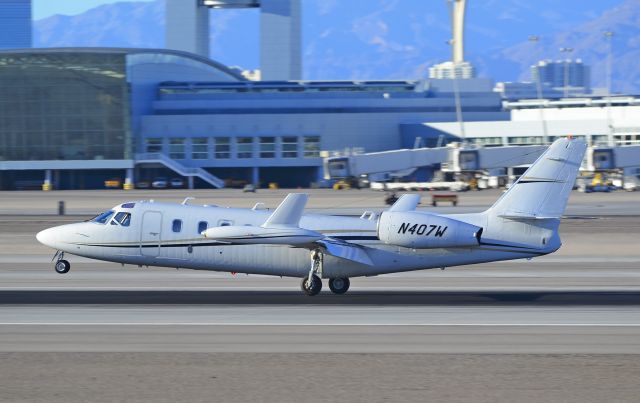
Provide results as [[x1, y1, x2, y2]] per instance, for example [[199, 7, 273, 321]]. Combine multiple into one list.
[[55, 259, 70, 274], [328, 277, 350, 295], [301, 274, 322, 296]]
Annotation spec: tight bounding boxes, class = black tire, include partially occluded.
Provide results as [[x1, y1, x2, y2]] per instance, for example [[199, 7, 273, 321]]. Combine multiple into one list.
[[300, 274, 322, 296], [328, 278, 350, 295], [55, 259, 70, 274]]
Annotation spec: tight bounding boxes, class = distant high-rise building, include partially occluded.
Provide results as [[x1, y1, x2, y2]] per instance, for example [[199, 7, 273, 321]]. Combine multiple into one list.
[[165, 0, 301, 81], [0, 0, 31, 49], [429, 61, 475, 80], [531, 59, 591, 96]]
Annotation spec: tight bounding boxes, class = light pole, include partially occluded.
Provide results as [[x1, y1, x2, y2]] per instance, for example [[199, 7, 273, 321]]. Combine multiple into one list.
[[529, 35, 549, 143], [603, 31, 614, 146], [446, 1, 467, 143], [559, 47, 574, 97]]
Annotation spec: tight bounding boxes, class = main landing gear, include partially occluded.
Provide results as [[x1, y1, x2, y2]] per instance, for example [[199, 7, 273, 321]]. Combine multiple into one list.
[[300, 249, 350, 296], [328, 277, 350, 295], [53, 251, 70, 274]]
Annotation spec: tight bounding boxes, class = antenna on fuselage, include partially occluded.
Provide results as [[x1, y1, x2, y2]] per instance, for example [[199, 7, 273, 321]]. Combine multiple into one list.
[[182, 197, 195, 205]]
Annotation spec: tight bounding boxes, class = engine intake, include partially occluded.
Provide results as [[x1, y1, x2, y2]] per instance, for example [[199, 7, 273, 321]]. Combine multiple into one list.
[[377, 211, 482, 249]]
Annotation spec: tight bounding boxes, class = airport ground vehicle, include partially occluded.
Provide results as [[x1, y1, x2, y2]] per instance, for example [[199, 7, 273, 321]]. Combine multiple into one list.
[[243, 184, 256, 193], [431, 194, 458, 206], [152, 177, 168, 189], [170, 178, 185, 188], [37, 138, 586, 296], [104, 179, 121, 189]]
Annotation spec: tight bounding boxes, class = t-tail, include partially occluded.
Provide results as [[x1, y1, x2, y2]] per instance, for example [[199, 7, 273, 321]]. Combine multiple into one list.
[[482, 137, 587, 252]]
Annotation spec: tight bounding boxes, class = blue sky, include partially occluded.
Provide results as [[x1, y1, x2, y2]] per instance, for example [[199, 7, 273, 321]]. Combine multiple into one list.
[[33, 0, 154, 20]]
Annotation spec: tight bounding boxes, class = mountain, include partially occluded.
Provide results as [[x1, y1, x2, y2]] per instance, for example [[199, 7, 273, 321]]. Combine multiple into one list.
[[497, 0, 640, 93], [33, 0, 639, 93]]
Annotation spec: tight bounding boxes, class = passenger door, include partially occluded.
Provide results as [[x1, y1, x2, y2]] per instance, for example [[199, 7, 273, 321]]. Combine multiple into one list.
[[141, 211, 162, 257]]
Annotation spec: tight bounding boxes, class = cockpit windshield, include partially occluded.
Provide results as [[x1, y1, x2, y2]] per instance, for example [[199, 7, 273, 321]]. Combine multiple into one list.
[[91, 210, 115, 224], [111, 212, 131, 227]]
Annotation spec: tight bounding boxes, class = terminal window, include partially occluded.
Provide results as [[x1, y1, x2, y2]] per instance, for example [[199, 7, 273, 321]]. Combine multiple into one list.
[[191, 137, 209, 160], [282, 136, 298, 158], [259, 137, 275, 158], [507, 136, 544, 146], [145, 138, 163, 153], [303, 136, 320, 158], [469, 137, 503, 147], [214, 137, 230, 159], [237, 137, 253, 159], [169, 138, 185, 159]]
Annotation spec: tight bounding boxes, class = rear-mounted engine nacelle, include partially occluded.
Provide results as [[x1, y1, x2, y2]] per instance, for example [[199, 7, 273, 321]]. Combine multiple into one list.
[[377, 211, 482, 249]]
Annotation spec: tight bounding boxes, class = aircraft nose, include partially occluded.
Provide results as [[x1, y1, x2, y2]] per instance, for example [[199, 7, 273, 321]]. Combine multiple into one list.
[[36, 227, 58, 248]]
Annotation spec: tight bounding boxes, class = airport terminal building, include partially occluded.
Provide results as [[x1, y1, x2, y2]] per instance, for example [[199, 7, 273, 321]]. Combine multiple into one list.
[[0, 48, 510, 190], [1, 47, 639, 190]]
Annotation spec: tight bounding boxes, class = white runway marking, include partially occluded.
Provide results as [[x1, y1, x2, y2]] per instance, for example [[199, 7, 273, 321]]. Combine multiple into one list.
[[2, 322, 640, 327]]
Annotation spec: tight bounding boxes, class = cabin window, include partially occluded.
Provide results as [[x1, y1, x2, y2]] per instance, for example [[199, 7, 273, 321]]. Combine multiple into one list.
[[172, 219, 182, 233], [198, 221, 208, 234], [113, 212, 131, 227], [218, 220, 233, 227], [91, 211, 114, 224]]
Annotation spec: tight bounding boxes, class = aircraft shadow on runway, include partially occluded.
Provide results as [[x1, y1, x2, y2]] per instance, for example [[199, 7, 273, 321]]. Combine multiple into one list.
[[1, 291, 640, 306]]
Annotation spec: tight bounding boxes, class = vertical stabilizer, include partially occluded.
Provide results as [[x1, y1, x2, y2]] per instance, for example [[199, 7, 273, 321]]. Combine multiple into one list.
[[388, 194, 421, 212], [489, 138, 587, 219]]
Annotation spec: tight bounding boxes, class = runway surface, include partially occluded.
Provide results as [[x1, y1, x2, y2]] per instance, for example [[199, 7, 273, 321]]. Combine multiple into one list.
[[1, 190, 639, 401], [1, 205, 640, 355], [1, 289, 640, 354]]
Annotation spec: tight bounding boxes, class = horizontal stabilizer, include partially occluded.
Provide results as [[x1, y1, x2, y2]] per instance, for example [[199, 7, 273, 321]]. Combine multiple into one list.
[[263, 193, 308, 228], [498, 213, 560, 221], [388, 194, 420, 212]]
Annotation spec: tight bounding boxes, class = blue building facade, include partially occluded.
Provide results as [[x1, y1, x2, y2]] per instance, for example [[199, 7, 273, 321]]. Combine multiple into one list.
[[0, 48, 508, 190], [140, 78, 508, 187], [0, 0, 31, 49]]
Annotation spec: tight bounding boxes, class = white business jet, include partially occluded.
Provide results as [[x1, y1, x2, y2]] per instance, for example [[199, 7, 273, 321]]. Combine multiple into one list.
[[37, 138, 586, 296]]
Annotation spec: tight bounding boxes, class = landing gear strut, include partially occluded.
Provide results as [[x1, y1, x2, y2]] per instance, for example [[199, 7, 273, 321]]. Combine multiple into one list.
[[328, 278, 350, 295], [301, 249, 323, 296], [53, 251, 70, 274]]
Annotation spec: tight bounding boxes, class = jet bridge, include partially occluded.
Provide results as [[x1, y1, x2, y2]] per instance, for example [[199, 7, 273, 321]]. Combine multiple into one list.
[[324, 144, 547, 179], [324, 148, 449, 179], [586, 145, 640, 171]]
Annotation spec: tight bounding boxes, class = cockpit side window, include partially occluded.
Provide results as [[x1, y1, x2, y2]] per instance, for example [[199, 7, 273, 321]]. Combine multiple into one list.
[[92, 211, 115, 224], [112, 212, 132, 227]]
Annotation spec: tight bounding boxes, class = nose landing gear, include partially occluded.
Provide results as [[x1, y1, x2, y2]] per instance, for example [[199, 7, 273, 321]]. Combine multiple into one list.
[[52, 251, 70, 274]]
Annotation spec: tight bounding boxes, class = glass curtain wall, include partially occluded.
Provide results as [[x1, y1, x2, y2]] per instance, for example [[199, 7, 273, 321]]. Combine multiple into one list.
[[0, 52, 130, 161]]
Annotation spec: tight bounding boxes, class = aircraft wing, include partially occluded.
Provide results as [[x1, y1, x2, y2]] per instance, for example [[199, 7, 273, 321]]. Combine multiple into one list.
[[315, 237, 374, 266], [204, 193, 377, 266]]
